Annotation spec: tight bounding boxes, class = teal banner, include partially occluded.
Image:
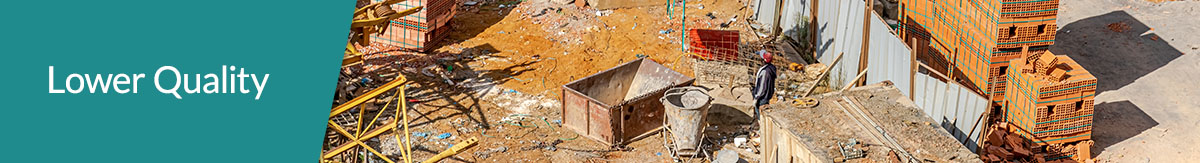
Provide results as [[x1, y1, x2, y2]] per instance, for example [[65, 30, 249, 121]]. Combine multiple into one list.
[[1, 0, 351, 162]]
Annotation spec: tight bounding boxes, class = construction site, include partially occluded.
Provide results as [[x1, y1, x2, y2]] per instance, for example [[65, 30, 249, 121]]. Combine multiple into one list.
[[324, 0, 1200, 162]]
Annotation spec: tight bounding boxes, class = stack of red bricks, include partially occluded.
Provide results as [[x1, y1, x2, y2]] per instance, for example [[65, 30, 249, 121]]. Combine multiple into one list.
[[899, 0, 999, 94], [369, 0, 457, 52], [988, 0, 1060, 104], [1003, 51, 1096, 161], [687, 29, 739, 61], [983, 121, 1095, 163]]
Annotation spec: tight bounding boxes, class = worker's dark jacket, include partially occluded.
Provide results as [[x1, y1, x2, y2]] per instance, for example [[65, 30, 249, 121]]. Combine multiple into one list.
[[752, 64, 777, 106]]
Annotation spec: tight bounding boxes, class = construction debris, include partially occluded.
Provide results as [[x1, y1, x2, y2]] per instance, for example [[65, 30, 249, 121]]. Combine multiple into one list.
[[1107, 22, 1131, 33], [322, 0, 1136, 161], [759, 83, 981, 163]]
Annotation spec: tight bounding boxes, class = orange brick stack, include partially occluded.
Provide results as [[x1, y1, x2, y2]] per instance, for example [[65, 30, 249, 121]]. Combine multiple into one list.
[[369, 0, 457, 52], [989, 0, 1059, 105], [900, 0, 1001, 94], [1004, 52, 1096, 147], [687, 29, 739, 61]]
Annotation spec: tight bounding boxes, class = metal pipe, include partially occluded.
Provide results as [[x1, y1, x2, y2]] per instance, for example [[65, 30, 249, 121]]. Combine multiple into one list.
[[398, 86, 413, 163], [681, 0, 687, 53]]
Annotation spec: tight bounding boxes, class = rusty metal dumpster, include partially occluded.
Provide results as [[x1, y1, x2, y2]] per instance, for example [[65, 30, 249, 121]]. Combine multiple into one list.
[[561, 58, 696, 146]]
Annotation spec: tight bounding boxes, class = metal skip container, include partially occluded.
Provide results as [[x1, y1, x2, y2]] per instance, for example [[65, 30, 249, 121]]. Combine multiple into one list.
[[561, 58, 695, 146], [661, 86, 712, 156]]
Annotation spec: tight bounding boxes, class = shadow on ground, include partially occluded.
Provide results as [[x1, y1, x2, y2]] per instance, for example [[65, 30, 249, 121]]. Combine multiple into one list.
[[696, 103, 755, 158], [1090, 100, 1157, 155], [1051, 10, 1177, 158], [404, 43, 537, 130], [441, 0, 522, 47], [1051, 11, 1182, 92]]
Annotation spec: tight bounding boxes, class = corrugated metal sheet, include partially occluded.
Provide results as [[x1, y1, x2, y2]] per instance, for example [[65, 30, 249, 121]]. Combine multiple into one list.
[[752, 0, 813, 40], [752, 0, 780, 31], [912, 72, 989, 152], [864, 12, 912, 96], [811, 0, 912, 96], [815, 0, 864, 90]]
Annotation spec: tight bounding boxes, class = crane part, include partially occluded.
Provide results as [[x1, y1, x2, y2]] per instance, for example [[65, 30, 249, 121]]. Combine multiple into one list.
[[330, 76, 406, 117], [324, 122, 396, 163], [323, 76, 408, 161]]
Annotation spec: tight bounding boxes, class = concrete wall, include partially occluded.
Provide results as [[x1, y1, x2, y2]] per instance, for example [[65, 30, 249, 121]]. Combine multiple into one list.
[[761, 115, 828, 163]]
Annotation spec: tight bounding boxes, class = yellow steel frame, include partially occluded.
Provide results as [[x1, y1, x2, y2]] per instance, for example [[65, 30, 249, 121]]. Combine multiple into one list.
[[323, 76, 413, 162]]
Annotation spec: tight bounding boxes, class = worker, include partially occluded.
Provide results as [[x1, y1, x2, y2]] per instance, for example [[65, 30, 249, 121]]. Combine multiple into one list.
[[751, 50, 777, 126]]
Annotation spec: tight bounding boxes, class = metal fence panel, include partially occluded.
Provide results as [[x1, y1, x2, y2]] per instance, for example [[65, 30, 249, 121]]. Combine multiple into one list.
[[911, 72, 988, 152], [864, 13, 911, 96], [752, 0, 813, 40], [775, 0, 984, 151], [752, 0, 780, 32]]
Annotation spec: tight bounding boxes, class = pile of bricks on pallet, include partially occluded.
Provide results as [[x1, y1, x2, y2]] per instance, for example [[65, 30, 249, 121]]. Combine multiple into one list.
[[982, 121, 1095, 163], [368, 0, 457, 52], [898, 0, 1000, 94], [1003, 51, 1096, 160], [988, 0, 1060, 105]]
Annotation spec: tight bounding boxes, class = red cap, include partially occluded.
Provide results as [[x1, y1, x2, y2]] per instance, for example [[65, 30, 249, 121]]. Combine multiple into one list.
[[759, 50, 773, 63]]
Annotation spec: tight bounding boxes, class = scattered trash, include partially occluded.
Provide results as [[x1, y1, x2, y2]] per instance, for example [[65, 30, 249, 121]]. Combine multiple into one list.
[[714, 149, 743, 163], [475, 146, 509, 159], [1107, 22, 1131, 33], [507, 75, 529, 82], [498, 31, 507, 34], [838, 138, 866, 160], [413, 132, 429, 138], [436, 133, 452, 139], [464, 1, 478, 6], [522, 139, 564, 151], [595, 10, 612, 16], [733, 136, 748, 147], [656, 152, 662, 156], [636, 54, 649, 58], [659, 29, 674, 34]]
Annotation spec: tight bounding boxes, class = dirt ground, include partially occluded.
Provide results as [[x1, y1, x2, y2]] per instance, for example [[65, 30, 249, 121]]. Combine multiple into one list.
[[328, 0, 771, 162], [1051, 0, 1200, 162]]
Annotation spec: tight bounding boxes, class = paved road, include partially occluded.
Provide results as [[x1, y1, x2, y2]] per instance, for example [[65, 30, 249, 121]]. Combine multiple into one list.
[[1053, 0, 1200, 162]]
